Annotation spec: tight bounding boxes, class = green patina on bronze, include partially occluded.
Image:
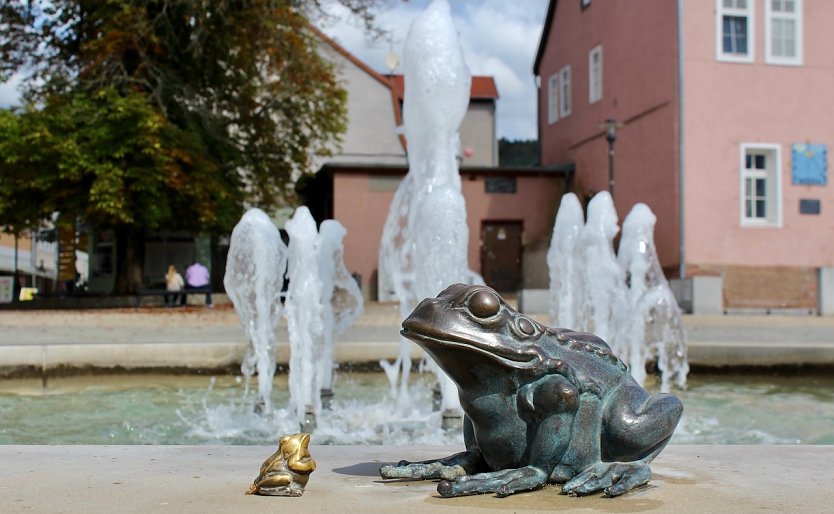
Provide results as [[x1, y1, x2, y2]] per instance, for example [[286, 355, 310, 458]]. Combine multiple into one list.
[[380, 284, 683, 498]]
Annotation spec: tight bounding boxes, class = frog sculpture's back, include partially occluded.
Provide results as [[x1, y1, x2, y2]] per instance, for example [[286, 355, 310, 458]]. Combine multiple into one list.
[[380, 284, 683, 498]]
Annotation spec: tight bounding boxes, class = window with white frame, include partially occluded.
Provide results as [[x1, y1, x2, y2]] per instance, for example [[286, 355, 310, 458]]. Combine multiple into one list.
[[589, 45, 602, 103], [717, 0, 754, 63], [559, 65, 571, 117], [547, 73, 559, 124], [766, 0, 802, 65], [741, 144, 781, 226]]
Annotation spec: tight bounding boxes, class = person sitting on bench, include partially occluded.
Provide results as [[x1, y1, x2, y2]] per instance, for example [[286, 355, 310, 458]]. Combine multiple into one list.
[[182, 260, 212, 307], [164, 264, 184, 307]]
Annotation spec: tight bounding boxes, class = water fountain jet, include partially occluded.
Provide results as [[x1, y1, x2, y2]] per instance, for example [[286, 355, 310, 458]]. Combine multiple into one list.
[[378, 0, 478, 425], [224, 208, 289, 415], [547, 192, 584, 329], [317, 219, 364, 409], [547, 193, 688, 390], [618, 203, 689, 391], [285, 206, 325, 430]]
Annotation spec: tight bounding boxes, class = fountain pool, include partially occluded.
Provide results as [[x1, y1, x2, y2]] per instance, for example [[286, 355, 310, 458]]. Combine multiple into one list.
[[1, 371, 832, 445]]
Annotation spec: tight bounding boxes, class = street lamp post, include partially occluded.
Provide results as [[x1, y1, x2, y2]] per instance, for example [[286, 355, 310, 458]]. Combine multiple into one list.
[[604, 118, 618, 199]]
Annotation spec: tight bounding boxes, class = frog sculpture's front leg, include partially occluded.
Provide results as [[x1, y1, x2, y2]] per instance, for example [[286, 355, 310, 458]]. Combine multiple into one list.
[[437, 466, 552, 498], [379, 417, 488, 481], [433, 373, 580, 498]]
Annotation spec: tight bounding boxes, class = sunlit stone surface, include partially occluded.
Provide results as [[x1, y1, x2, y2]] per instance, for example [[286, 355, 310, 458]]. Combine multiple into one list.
[[1, 445, 832, 512]]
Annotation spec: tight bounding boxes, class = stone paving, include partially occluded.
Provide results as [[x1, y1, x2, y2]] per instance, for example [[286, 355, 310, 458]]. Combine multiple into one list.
[[1, 444, 832, 513], [0, 300, 833, 374]]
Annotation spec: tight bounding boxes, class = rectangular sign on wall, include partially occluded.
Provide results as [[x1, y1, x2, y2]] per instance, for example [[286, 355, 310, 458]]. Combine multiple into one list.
[[791, 143, 828, 185], [799, 199, 821, 215]]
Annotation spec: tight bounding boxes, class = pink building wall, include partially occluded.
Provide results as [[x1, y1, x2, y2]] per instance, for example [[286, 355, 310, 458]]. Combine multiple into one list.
[[331, 172, 393, 292], [537, 0, 681, 267], [460, 174, 564, 272], [332, 171, 565, 297], [682, 0, 834, 269]]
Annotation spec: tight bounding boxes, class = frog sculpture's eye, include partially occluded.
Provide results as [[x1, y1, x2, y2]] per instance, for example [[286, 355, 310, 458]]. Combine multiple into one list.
[[516, 317, 537, 336], [468, 290, 500, 319]]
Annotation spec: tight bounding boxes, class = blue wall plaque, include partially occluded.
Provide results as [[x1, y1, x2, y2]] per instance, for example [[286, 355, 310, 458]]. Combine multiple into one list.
[[791, 143, 827, 185]]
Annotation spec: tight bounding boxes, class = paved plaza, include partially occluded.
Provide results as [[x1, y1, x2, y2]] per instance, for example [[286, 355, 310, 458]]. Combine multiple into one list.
[[1, 444, 832, 513], [1, 299, 833, 374]]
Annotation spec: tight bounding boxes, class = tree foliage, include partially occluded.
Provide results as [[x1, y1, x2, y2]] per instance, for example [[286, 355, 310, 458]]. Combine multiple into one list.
[[0, 0, 378, 291], [498, 138, 540, 167]]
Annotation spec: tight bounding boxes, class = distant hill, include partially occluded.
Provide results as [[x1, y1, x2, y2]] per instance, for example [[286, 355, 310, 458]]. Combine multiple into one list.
[[498, 138, 540, 167]]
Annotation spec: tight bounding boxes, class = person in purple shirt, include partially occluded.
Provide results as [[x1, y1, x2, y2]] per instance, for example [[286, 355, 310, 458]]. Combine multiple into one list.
[[183, 261, 213, 307]]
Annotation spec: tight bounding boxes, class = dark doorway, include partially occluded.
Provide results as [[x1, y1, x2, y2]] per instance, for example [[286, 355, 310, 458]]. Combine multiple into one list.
[[481, 221, 522, 292]]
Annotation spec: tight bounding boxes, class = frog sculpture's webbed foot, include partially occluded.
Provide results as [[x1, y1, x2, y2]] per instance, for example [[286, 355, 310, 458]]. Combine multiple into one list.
[[561, 460, 651, 497], [379, 449, 485, 481], [437, 466, 549, 498]]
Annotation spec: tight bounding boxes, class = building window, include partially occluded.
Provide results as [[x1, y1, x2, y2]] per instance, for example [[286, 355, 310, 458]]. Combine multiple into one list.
[[92, 230, 115, 277], [589, 45, 602, 104], [717, 0, 754, 63], [740, 144, 782, 227], [766, 0, 802, 65], [547, 73, 559, 124], [559, 65, 571, 117]]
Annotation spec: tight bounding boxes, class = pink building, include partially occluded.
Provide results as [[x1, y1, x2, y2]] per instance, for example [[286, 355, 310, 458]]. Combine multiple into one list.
[[535, 0, 834, 313]]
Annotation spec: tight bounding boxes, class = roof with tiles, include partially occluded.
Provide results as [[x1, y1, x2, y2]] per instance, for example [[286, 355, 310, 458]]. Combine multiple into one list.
[[310, 24, 499, 101], [391, 75, 499, 101]]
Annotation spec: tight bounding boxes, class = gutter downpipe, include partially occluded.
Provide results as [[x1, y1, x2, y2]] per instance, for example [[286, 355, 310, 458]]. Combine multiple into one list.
[[535, 74, 542, 166], [677, 0, 686, 280]]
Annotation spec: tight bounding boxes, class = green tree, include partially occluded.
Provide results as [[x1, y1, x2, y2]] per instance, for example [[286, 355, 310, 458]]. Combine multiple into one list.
[[0, 0, 376, 292]]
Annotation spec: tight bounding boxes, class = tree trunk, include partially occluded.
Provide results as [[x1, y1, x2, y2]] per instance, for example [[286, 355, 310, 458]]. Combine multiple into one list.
[[113, 226, 146, 294]]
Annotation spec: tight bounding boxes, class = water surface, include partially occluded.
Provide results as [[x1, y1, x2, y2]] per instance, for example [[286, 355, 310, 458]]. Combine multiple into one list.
[[1, 372, 831, 445]]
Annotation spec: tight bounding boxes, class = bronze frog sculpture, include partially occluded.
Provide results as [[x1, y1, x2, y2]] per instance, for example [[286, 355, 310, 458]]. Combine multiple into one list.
[[380, 284, 682, 498], [247, 433, 316, 497]]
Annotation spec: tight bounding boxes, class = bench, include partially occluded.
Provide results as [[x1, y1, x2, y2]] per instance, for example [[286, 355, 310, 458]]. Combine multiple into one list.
[[136, 287, 212, 307]]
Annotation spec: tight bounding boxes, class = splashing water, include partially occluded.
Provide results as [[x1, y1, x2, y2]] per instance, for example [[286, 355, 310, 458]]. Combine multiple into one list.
[[223, 206, 365, 429], [284, 206, 325, 425], [547, 192, 584, 329], [318, 220, 364, 394], [618, 203, 689, 391], [224, 208, 288, 415], [547, 193, 689, 390], [576, 191, 625, 347], [173, 374, 461, 446], [378, 0, 479, 415]]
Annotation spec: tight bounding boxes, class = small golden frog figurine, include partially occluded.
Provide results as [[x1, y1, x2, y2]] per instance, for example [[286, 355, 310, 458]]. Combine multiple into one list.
[[246, 433, 316, 497]]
